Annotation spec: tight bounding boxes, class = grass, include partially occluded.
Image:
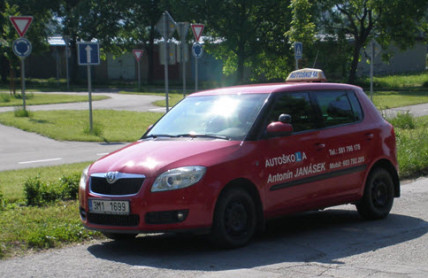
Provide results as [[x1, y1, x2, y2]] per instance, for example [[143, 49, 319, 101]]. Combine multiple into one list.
[[371, 90, 428, 109], [0, 162, 90, 202], [0, 92, 108, 107], [359, 71, 428, 89], [0, 162, 102, 259], [0, 200, 102, 258], [119, 90, 185, 108], [388, 114, 428, 178], [0, 110, 163, 142]]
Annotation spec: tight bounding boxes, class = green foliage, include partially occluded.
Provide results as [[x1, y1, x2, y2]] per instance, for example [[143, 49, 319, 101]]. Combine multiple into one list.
[[388, 112, 415, 129], [0, 93, 10, 102], [14, 107, 31, 117], [24, 174, 80, 207], [388, 115, 428, 178]]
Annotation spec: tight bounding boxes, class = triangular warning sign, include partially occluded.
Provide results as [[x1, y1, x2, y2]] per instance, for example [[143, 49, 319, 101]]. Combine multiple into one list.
[[132, 49, 144, 61], [191, 24, 204, 42], [9, 16, 33, 37]]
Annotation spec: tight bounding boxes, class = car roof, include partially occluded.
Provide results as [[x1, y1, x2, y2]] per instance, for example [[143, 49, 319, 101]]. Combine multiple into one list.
[[189, 82, 362, 97]]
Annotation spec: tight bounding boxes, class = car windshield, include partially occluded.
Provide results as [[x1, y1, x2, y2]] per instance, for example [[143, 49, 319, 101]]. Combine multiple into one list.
[[145, 94, 268, 140]]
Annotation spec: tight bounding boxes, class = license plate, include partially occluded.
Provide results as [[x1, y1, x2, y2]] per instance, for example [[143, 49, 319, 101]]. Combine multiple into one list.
[[89, 199, 130, 215]]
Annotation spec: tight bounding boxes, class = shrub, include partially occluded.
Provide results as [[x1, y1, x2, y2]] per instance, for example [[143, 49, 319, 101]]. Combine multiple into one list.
[[387, 112, 415, 129], [14, 107, 31, 117], [58, 174, 80, 200], [24, 174, 80, 206]]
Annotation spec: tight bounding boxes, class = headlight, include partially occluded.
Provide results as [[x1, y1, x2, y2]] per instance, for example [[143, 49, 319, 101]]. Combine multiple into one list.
[[152, 166, 206, 192], [79, 166, 89, 191]]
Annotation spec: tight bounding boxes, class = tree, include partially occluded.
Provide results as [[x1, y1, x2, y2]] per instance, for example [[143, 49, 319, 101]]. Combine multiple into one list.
[[316, 0, 428, 84], [0, 0, 59, 86]]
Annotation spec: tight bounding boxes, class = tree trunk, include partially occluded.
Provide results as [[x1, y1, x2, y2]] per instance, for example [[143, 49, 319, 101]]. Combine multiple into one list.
[[348, 40, 363, 84]]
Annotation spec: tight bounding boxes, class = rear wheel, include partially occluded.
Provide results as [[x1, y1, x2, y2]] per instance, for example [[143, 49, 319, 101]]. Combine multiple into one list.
[[356, 168, 394, 220], [211, 188, 257, 248], [103, 232, 137, 240]]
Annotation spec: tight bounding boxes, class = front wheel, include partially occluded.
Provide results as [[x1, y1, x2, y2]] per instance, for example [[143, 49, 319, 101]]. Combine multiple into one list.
[[211, 188, 257, 248], [356, 168, 394, 220]]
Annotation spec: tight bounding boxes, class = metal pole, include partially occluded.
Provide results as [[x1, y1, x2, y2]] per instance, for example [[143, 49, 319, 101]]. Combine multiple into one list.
[[370, 41, 374, 101], [295, 58, 298, 70], [137, 60, 141, 90], [87, 65, 93, 131], [163, 14, 169, 112], [65, 38, 70, 91], [182, 42, 186, 97], [195, 58, 198, 92], [21, 59, 26, 110]]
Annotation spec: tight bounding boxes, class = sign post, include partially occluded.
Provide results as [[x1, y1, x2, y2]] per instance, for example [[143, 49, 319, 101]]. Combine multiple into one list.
[[294, 42, 302, 70], [369, 40, 381, 101], [177, 22, 189, 98], [9, 16, 33, 111], [155, 11, 176, 112], [191, 24, 204, 92], [132, 49, 144, 90], [77, 42, 100, 132]]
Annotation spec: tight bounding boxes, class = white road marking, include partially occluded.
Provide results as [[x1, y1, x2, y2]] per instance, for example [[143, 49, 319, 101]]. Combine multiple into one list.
[[96, 153, 109, 156], [18, 158, 62, 165]]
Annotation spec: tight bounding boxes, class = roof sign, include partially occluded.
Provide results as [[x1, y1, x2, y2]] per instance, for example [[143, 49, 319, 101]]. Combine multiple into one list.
[[191, 24, 204, 42], [9, 16, 33, 37], [286, 68, 327, 82]]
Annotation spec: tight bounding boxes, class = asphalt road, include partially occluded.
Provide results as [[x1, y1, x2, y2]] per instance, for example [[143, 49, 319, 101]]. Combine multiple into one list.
[[0, 92, 164, 171], [0, 176, 427, 277]]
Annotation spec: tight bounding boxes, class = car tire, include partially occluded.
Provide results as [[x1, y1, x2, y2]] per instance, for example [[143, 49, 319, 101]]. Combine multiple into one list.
[[211, 188, 257, 248], [103, 232, 137, 240], [356, 168, 394, 220]]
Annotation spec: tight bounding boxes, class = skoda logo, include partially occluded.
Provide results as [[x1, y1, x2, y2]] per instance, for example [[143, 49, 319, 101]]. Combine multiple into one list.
[[106, 171, 119, 184]]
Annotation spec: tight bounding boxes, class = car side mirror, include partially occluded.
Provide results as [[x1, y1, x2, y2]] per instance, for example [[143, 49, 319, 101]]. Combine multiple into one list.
[[266, 122, 293, 137]]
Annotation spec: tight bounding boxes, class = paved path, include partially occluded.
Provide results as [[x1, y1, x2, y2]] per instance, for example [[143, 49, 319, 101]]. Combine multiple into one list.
[[0, 92, 164, 171]]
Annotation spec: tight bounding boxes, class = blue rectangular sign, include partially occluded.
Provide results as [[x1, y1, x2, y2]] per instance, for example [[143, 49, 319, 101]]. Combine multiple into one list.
[[77, 42, 100, 65], [294, 42, 303, 60]]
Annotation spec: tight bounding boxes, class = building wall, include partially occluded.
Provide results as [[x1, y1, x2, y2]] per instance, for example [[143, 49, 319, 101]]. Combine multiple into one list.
[[357, 41, 427, 76]]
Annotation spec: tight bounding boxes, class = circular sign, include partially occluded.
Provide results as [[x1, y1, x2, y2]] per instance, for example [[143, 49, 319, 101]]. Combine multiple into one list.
[[192, 42, 203, 59], [12, 38, 32, 58]]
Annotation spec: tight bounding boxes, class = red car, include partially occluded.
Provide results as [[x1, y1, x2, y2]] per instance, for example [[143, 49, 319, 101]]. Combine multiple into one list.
[[79, 69, 399, 248]]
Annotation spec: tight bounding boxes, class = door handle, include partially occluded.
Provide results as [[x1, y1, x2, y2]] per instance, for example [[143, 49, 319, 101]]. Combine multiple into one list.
[[365, 133, 374, 140], [315, 143, 326, 150]]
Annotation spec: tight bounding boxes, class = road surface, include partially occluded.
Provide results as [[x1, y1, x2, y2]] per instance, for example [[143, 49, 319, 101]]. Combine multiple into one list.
[[0, 176, 427, 277]]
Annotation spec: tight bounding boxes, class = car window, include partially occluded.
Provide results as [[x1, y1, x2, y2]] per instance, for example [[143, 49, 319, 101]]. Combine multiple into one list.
[[313, 91, 362, 127], [268, 92, 317, 132]]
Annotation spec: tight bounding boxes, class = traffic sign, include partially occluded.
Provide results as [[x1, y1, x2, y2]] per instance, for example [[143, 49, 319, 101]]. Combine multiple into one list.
[[77, 42, 100, 65], [12, 38, 32, 59], [294, 42, 303, 60], [9, 16, 33, 37], [192, 43, 203, 58], [191, 24, 204, 42], [155, 11, 176, 39], [132, 49, 144, 61]]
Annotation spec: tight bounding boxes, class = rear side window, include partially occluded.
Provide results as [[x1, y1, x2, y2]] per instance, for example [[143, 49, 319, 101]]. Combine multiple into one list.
[[268, 92, 317, 132], [313, 91, 363, 127]]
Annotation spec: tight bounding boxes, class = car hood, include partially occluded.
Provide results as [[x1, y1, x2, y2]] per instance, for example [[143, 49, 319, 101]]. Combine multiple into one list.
[[88, 139, 243, 178]]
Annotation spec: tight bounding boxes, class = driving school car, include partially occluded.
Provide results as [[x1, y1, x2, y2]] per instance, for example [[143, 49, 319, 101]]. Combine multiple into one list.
[[79, 68, 399, 248]]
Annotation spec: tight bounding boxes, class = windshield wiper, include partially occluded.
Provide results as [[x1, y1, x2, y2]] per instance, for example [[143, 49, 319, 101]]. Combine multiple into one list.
[[141, 134, 175, 139], [175, 134, 230, 140]]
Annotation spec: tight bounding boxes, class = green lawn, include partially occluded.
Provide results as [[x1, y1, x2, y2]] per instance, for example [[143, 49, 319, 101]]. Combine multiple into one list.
[[0, 92, 108, 107], [119, 90, 185, 107], [371, 90, 428, 109], [0, 110, 163, 142]]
